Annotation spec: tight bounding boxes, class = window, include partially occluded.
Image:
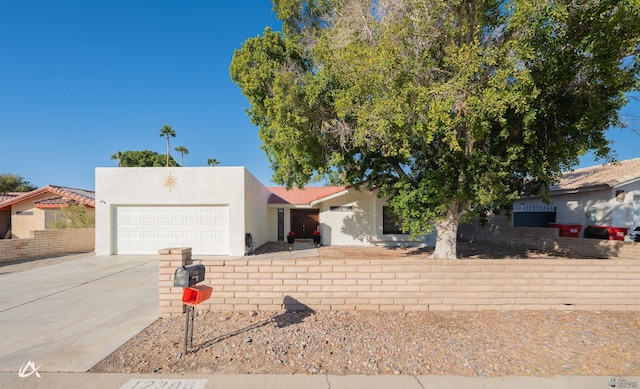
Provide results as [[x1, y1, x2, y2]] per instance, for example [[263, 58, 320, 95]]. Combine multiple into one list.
[[45, 210, 62, 229], [330, 205, 353, 212], [383, 206, 404, 234], [277, 209, 284, 241]]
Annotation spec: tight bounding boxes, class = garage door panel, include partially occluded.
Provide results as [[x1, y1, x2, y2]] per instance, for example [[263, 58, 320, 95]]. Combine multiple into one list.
[[116, 205, 229, 255], [143, 243, 157, 252], [185, 218, 199, 226]]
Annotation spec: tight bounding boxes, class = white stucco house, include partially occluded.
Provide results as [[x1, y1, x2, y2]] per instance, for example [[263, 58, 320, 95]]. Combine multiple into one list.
[[514, 158, 640, 235], [95, 167, 434, 256]]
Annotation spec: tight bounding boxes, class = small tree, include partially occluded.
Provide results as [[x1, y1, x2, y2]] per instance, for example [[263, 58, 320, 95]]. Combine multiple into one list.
[[110, 151, 124, 167], [159, 124, 176, 167], [0, 174, 37, 193], [50, 203, 95, 229], [175, 146, 189, 166], [115, 150, 179, 167], [207, 158, 221, 166]]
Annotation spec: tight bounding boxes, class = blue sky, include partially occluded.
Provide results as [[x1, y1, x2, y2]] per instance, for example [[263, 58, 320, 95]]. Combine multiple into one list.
[[1, 0, 638, 191]]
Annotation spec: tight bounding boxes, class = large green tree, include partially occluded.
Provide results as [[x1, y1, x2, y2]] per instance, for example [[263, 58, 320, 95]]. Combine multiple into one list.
[[113, 150, 178, 167], [110, 151, 125, 167], [0, 174, 38, 193], [231, 0, 640, 258]]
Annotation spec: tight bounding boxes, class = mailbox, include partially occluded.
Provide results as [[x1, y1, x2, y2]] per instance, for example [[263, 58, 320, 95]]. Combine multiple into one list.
[[174, 264, 205, 287], [182, 285, 213, 306]]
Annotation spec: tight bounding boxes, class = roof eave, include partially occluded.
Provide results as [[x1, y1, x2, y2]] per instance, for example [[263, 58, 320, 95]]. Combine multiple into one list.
[[612, 176, 640, 189], [0, 185, 95, 209], [309, 188, 351, 206], [35, 204, 65, 209]]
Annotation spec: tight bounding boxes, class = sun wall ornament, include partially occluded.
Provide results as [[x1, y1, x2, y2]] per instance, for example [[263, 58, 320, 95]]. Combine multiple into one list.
[[162, 173, 178, 192]]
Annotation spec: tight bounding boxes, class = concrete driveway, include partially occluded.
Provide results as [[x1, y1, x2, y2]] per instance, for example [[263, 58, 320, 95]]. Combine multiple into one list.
[[0, 255, 158, 373]]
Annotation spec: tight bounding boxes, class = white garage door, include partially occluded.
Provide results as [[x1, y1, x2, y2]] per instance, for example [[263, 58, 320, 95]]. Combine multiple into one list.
[[116, 206, 229, 255]]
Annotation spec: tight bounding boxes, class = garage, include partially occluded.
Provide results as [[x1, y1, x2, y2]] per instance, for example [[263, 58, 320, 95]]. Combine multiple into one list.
[[115, 205, 229, 255]]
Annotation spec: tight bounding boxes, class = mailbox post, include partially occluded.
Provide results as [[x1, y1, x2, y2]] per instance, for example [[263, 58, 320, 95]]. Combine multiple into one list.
[[174, 264, 212, 354]]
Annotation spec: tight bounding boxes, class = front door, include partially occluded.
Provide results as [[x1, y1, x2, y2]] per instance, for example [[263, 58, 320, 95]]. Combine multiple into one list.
[[290, 209, 319, 239]]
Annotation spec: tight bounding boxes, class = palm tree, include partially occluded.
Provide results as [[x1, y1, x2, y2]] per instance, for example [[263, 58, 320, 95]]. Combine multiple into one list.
[[207, 158, 221, 166], [111, 151, 124, 167], [174, 146, 189, 166], [159, 124, 176, 167]]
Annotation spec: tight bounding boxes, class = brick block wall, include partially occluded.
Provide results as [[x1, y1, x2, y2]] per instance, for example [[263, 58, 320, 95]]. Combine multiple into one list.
[[159, 250, 640, 316], [159, 247, 195, 316], [458, 215, 640, 259], [0, 228, 95, 263]]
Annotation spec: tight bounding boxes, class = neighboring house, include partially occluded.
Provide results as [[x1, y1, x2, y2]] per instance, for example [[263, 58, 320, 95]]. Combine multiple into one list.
[[515, 158, 640, 232], [95, 167, 435, 256], [0, 186, 96, 239], [0, 192, 21, 239]]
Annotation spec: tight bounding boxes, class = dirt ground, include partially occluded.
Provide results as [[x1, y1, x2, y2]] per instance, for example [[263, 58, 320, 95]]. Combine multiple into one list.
[[90, 309, 639, 377], [89, 243, 639, 377], [316, 242, 582, 259], [253, 240, 583, 260]]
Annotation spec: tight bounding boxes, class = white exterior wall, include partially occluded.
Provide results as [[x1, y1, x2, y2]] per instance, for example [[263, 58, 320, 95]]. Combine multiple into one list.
[[95, 167, 255, 256], [612, 180, 640, 229], [319, 189, 374, 246], [266, 207, 291, 242], [515, 179, 640, 230], [318, 188, 436, 246], [243, 170, 273, 249], [267, 208, 279, 242]]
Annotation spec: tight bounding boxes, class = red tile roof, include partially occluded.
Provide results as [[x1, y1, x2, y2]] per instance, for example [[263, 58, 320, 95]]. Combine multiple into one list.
[[34, 197, 78, 208], [551, 158, 640, 193], [268, 186, 348, 205], [0, 192, 21, 203], [0, 185, 95, 211]]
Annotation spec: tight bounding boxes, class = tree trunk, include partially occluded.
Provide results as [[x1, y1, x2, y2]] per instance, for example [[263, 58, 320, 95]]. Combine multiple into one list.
[[431, 202, 464, 259], [166, 137, 170, 167]]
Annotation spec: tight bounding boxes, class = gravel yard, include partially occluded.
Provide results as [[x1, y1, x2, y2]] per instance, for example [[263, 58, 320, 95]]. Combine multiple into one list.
[[90, 310, 639, 377], [90, 243, 639, 377]]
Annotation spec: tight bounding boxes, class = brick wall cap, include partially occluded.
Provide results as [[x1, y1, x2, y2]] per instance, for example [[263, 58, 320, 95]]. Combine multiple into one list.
[[158, 247, 192, 255]]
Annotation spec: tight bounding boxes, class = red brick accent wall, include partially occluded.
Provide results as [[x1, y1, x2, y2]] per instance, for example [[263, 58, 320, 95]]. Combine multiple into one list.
[[0, 228, 95, 263], [458, 215, 640, 259], [159, 249, 640, 317]]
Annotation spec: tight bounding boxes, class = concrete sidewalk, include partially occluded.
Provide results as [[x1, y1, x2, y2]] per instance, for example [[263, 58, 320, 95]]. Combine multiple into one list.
[[1, 372, 635, 389], [0, 255, 158, 373]]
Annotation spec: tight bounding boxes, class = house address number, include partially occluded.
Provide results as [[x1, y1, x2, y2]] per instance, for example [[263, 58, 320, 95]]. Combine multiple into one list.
[[120, 379, 207, 389]]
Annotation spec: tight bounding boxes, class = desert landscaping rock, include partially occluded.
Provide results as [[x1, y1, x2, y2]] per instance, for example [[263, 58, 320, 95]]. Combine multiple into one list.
[[90, 310, 640, 377], [91, 244, 638, 377]]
